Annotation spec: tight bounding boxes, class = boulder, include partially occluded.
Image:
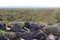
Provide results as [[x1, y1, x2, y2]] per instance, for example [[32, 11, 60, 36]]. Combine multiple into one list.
[[11, 23, 21, 32]]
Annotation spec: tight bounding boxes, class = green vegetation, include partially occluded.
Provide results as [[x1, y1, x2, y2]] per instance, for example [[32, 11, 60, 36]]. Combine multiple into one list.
[[43, 24, 60, 35], [0, 8, 60, 25], [0, 30, 15, 37]]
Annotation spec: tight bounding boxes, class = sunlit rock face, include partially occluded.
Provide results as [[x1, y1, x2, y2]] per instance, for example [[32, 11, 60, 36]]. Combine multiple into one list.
[[20, 38, 25, 40], [46, 34, 56, 40]]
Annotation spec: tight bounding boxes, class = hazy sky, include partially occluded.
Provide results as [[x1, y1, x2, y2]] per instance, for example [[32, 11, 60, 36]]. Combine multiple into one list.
[[0, 0, 60, 8]]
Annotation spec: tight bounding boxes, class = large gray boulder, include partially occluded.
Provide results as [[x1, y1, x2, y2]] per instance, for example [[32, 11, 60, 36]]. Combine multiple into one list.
[[46, 34, 56, 40], [11, 23, 21, 32]]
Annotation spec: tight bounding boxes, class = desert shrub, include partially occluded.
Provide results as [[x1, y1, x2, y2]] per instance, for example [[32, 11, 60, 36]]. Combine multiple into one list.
[[43, 25, 60, 36], [0, 9, 60, 23], [0, 30, 15, 37]]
